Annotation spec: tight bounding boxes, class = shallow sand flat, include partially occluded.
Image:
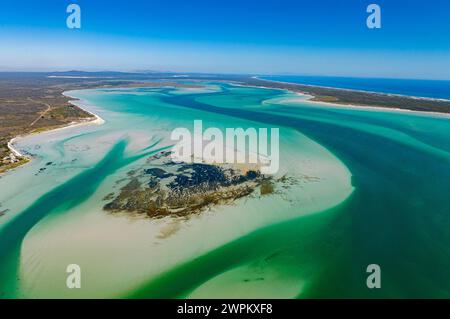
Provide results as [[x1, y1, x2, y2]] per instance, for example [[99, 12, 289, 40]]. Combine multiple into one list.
[[187, 262, 306, 299], [263, 92, 450, 160], [3, 82, 450, 298], [0, 119, 107, 226], [8, 86, 353, 298], [18, 129, 352, 298]]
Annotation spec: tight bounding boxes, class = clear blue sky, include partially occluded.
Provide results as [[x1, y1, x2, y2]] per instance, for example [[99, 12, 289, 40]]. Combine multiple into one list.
[[1, 0, 449, 79]]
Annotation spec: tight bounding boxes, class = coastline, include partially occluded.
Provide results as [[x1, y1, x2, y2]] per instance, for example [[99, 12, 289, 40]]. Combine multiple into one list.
[[297, 92, 450, 119], [243, 76, 450, 116], [254, 76, 450, 102], [3, 94, 105, 174], [4, 75, 449, 176], [231, 79, 450, 119]]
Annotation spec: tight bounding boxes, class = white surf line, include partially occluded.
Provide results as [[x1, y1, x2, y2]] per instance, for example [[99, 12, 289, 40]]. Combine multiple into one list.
[[7, 137, 24, 157], [62, 90, 106, 126]]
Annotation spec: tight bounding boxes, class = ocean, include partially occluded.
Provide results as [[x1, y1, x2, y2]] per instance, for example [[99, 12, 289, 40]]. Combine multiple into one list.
[[262, 75, 450, 100]]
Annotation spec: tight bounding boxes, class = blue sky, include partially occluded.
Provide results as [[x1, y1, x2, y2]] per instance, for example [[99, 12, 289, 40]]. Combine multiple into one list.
[[0, 0, 449, 79]]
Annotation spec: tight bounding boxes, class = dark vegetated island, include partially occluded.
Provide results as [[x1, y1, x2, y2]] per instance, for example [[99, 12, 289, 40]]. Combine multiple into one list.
[[103, 151, 282, 218]]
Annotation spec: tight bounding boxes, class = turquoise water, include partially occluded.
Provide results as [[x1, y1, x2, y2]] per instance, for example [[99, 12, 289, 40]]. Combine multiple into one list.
[[0, 82, 449, 298]]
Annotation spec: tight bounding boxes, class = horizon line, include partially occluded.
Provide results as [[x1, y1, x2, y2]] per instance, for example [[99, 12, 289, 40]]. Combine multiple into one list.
[[0, 70, 449, 82]]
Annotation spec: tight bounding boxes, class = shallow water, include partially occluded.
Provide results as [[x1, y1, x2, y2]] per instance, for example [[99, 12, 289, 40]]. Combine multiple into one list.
[[0, 82, 449, 298]]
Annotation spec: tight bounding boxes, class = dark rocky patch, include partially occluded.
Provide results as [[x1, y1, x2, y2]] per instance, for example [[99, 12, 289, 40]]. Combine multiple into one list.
[[103, 152, 271, 218], [145, 168, 173, 179]]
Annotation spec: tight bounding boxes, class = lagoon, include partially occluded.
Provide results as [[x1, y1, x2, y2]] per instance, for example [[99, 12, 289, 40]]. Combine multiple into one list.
[[0, 82, 449, 298]]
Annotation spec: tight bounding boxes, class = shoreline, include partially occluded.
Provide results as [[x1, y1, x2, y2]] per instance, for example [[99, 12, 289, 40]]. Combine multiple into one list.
[[231, 80, 450, 118], [244, 77, 450, 116], [297, 93, 450, 119], [302, 97, 450, 118], [4, 76, 449, 175], [254, 76, 450, 103], [3, 94, 105, 174]]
